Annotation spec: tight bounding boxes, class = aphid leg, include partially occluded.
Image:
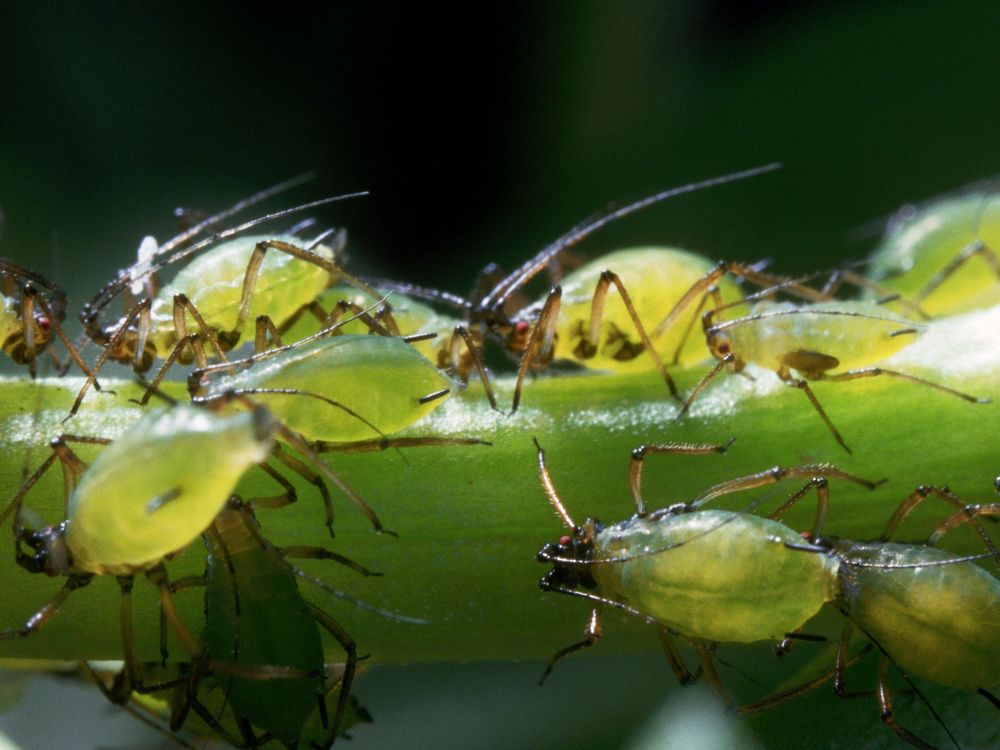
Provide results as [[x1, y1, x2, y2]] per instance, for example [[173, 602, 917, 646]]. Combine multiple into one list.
[[0, 434, 111, 528], [69, 299, 153, 417], [26, 289, 98, 379], [916, 236, 1000, 305], [692, 464, 881, 530], [820, 269, 929, 319], [230, 238, 383, 344], [738, 634, 875, 716], [927, 503, 1000, 566], [773, 630, 827, 657], [308, 603, 358, 748], [874, 656, 945, 750], [676, 352, 732, 420], [446, 324, 499, 411], [138, 333, 205, 406], [0, 575, 92, 639], [627, 441, 733, 517], [690, 639, 734, 710], [539, 607, 602, 685], [267, 443, 336, 535], [581, 270, 679, 398], [227, 497, 379, 578], [669, 284, 724, 365], [161, 574, 206, 666], [880, 486, 1000, 565], [170, 293, 230, 363], [147, 564, 202, 660], [822, 366, 989, 405], [784, 376, 853, 454], [656, 626, 700, 686], [511, 286, 562, 414]]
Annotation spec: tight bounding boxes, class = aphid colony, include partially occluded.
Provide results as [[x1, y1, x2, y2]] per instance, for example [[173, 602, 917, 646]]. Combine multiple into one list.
[[0, 171, 996, 748]]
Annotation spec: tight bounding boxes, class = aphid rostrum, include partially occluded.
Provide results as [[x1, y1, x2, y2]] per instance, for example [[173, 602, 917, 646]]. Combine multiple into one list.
[[533, 438, 878, 696]]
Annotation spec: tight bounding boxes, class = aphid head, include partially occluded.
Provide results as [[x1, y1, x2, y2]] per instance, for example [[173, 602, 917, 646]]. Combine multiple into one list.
[[706, 328, 743, 371], [537, 519, 602, 592], [15, 521, 72, 577]]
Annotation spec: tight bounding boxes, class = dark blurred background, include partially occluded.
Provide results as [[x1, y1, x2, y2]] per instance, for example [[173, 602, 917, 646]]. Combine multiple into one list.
[[2, 2, 1000, 748], [3, 1, 1000, 312]]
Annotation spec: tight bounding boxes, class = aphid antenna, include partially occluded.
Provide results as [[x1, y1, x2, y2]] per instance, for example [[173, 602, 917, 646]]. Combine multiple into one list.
[[705, 305, 927, 337], [532, 438, 576, 531], [543, 583, 661, 628], [355, 275, 476, 313], [481, 163, 783, 313], [87, 191, 368, 318], [153, 172, 317, 262], [290, 565, 429, 626]]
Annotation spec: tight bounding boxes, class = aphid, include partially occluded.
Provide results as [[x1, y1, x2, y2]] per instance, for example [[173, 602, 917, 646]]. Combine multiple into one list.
[[363, 164, 824, 412], [71, 181, 376, 416], [680, 297, 988, 453], [168, 499, 377, 749], [533, 438, 878, 696], [188, 331, 467, 445], [867, 191, 1000, 318], [0, 399, 386, 669], [746, 485, 1000, 749], [0, 258, 93, 377]]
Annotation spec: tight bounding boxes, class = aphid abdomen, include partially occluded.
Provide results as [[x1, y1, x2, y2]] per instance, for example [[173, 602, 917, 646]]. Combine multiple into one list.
[[555, 247, 742, 372], [65, 405, 274, 575], [836, 541, 1000, 690], [592, 510, 838, 643], [207, 334, 455, 441], [868, 194, 1000, 316], [204, 507, 324, 746], [148, 233, 335, 353], [731, 301, 920, 373]]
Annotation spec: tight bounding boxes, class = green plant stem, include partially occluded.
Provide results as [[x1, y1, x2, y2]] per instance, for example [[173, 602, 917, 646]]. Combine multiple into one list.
[[0, 306, 998, 670]]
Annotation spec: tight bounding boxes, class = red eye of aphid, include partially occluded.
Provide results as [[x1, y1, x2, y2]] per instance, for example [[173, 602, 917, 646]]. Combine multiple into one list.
[[515, 321, 530, 334], [37, 316, 51, 331], [800, 531, 812, 540], [559, 535, 571, 546]]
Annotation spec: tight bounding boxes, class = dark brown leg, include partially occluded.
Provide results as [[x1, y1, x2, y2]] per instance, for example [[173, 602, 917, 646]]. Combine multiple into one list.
[[540, 608, 602, 685]]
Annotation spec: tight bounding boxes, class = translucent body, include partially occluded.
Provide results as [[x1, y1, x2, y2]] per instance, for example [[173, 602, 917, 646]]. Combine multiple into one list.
[[146, 233, 334, 354], [66, 405, 273, 575], [834, 540, 1000, 690], [551, 247, 743, 371], [720, 300, 918, 373], [868, 193, 1000, 316], [203, 506, 325, 746], [591, 509, 839, 642], [203, 334, 454, 441]]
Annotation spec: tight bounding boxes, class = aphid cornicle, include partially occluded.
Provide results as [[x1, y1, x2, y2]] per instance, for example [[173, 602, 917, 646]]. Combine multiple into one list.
[[0, 258, 94, 377], [533, 438, 878, 697], [744, 485, 1000, 750], [867, 190, 1000, 318], [679, 297, 988, 453], [71, 180, 377, 416]]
